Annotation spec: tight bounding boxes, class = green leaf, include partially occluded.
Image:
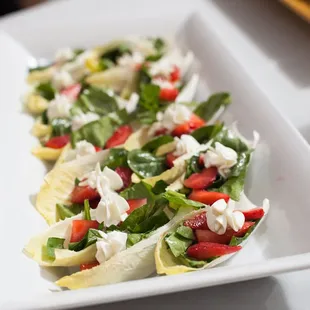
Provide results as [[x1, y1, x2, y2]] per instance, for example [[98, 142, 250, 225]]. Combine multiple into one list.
[[42, 237, 65, 261], [185, 155, 201, 179], [178, 254, 212, 268], [126, 233, 144, 247], [68, 229, 103, 252], [152, 180, 168, 195], [138, 84, 160, 112], [163, 191, 204, 209], [142, 135, 174, 153], [41, 110, 49, 125], [127, 149, 166, 178], [176, 226, 195, 240], [36, 82, 56, 100], [153, 38, 165, 52], [102, 148, 129, 169], [99, 58, 115, 70], [28, 64, 51, 73], [120, 182, 154, 204], [136, 110, 157, 125], [215, 152, 251, 201], [165, 232, 192, 257], [213, 128, 249, 153], [101, 44, 131, 63], [71, 116, 115, 148], [145, 54, 163, 62], [229, 220, 258, 246], [138, 66, 152, 90], [51, 118, 71, 137], [73, 87, 118, 116], [108, 109, 130, 126], [194, 93, 231, 122], [191, 123, 224, 144], [84, 200, 91, 220], [56, 203, 83, 221]]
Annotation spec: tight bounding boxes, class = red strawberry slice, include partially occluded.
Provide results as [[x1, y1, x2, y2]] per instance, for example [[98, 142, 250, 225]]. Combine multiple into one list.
[[166, 152, 178, 168], [115, 167, 132, 190], [45, 135, 70, 149], [189, 190, 230, 205], [70, 220, 99, 242], [94, 146, 102, 152], [187, 242, 241, 260], [80, 261, 100, 271], [127, 198, 147, 214], [242, 208, 265, 220], [159, 88, 179, 101], [195, 221, 255, 244], [105, 125, 133, 149], [60, 83, 82, 100], [154, 128, 168, 136], [169, 66, 180, 82], [89, 198, 100, 209], [172, 114, 205, 137], [183, 167, 218, 189], [184, 212, 208, 230], [71, 185, 100, 204], [198, 154, 205, 166]]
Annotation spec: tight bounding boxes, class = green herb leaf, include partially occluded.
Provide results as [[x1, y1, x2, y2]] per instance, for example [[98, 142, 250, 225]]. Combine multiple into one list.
[[142, 135, 174, 153], [138, 84, 160, 112], [165, 233, 192, 257], [42, 237, 65, 261], [176, 226, 195, 240], [36, 82, 56, 101], [101, 44, 131, 63], [28, 64, 51, 73], [185, 155, 201, 179], [178, 254, 212, 268], [163, 191, 204, 209], [71, 116, 115, 148], [120, 182, 154, 204], [56, 203, 83, 221], [229, 220, 258, 246], [191, 123, 224, 144], [127, 149, 166, 178], [102, 148, 128, 169], [51, 118, 71, 137], [136, 110, 157, 125], [99, 58, 115, 70], [68, 228, 103, 252], [152, 180, 168, 195], [138, 66, 152, 90], [84, 200, 91, 220], [194, 93, 231, 122], [153, 38, 165, 52]]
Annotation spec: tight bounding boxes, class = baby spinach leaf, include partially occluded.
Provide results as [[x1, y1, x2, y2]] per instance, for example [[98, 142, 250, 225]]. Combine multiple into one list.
[[128, 149, 166, 178], [68, 229, 103, 252], [102, 148, 129, 169], [191, 123, 224, 144], [138, 66, 152, 90], [152, 180, 168, 195], [138, 84, 160, 112], [71, 116, 115, 148], [185, 155, 201, 178], [73, 87, 118, 116], [51, 118, 71, 137], [194, 92, 231, 121], [120, 182, 154, 204], [36, 82, 56, 100], [108, 109, 130, 126], [101, 43, 131, 63], [165, 233, 193, 257], [153, 37, 165, 52], [163, 191, 204, 209], [145, 54, 163, 62], [136, 110, 157, 125], [42, 237, 65, 261], [56, 203, 83, 221], [99, 58, 115, 70], [142, 135, 174, 153]]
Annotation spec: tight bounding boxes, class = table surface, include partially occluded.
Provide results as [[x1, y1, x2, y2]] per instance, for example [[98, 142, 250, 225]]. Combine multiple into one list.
[[1, 0, 310, 309]]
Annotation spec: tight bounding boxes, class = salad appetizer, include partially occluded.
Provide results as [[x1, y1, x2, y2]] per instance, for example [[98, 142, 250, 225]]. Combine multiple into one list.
[[23, 36, 269, 291]]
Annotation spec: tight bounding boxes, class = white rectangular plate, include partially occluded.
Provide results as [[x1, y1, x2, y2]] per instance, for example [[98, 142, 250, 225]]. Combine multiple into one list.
[[1, 8, 310, 310]]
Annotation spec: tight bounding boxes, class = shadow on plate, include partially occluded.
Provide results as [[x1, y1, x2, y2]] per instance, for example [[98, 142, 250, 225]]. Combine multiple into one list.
[[82, 277, 288, 310], [212, 0, 310, 88]]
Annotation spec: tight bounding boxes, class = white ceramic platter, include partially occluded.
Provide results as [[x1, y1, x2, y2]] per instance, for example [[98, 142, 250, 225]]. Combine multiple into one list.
[[1, 5, 310, 310]]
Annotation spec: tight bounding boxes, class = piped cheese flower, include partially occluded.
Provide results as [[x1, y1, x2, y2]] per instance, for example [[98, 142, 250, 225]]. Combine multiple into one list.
[[95, 230, 127, 264], [71, 112, 100, 131], [65, 140, 96, 161], [153, 78, 175, 90], [55, 48, 75, 63], [204, 142, 238, 178], [173, 135, 201, 156], [52, 70, 75, 90], [47, 94, 72, 121], [117, 51, 144, 69], [207, 199, 245, 235], [116, 92, 139, 114]]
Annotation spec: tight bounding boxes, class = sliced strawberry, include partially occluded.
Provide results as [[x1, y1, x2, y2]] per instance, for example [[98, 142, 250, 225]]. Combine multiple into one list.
[[60, 83, 82, 100], [184, 167, 218, 189], [80, 261, 100, 271], [170, 66, 180, 82], [199, 154, 205, 166], [154, 128, 168, 136], [94, 146, 102, 152], [70, 220, 99, 242], [45, 135, 70, 149], [127, 198, 147, 214], [242, 208, 265, 220], [172, 114, 205, 137], [189, 190, 230, 205], [105, 125, 133, 149], [134, 63, 143, 71], [184, 212, 208, 230], [166, 152, 178, 168], [89, 198, 100, 209], [159, 88, 179, 101], [115, 167, 132, 189], [195, 222, 255, 244], [187, 242, 241, 260], [71, 186, 100, 204]]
